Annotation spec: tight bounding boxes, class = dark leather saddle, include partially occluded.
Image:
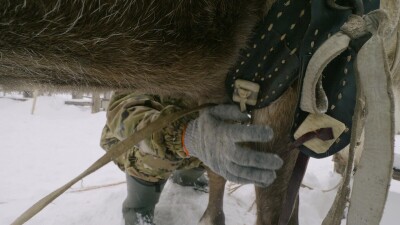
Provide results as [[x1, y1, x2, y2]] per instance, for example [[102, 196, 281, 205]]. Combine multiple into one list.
[[226, 0, 379, 158]]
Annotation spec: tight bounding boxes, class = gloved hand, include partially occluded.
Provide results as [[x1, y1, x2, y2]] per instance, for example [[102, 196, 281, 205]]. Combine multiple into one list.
[[183, 105, 283, 187]]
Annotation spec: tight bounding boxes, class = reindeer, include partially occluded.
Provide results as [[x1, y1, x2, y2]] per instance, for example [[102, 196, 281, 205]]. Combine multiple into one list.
[[1, 1, 398, 225]]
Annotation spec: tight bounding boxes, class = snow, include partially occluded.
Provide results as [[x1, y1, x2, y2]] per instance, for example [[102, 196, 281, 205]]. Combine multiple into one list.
[[0, 94, 399, 225], [394, 152, 400, 170]]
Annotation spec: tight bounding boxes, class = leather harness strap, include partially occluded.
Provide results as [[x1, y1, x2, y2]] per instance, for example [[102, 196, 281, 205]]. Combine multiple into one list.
[[226, 0, 311, 110], [226, 0, 379, 224], [281, 1, 378, 224], [289, 128, 334, 151], [226, 0, 379, 159], [278, 152, 309, 225]]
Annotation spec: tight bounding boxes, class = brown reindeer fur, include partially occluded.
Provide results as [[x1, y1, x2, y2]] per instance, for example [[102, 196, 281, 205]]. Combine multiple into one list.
[[252, 85, 299, 225], [0, 1, 307, 225], [199, 168, 227, 225], [0, 0, 275, 101]]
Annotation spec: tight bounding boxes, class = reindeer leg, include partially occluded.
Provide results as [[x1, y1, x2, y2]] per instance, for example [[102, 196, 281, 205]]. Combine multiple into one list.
[[290, 198, 300, 225], [199, 167, 226, 225], [333, 152, 347, 176], [255, 149, 299, 225], [251, 85, 299, 225]]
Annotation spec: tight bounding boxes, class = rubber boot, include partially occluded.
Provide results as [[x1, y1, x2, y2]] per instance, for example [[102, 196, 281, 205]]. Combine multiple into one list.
[[123, 174, 166, 225], [171, 167, 208, 187]]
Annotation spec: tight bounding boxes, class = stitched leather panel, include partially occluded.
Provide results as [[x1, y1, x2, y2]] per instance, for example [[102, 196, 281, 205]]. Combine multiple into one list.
[[226, 0, 379, 158], [293, 0, 379, 158], [225, 0, 311, 110]]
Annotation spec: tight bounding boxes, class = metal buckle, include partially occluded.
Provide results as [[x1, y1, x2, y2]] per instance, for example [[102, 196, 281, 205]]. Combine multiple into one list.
[[232, 79, 260, 112]]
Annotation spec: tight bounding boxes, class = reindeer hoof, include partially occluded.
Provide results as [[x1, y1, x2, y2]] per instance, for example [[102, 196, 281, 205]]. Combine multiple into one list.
[[198, 211, 225, 225]]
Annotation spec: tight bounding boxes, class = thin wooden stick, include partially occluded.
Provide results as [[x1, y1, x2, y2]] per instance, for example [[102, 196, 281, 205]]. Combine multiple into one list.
[[31, 90, 39, 115], [69, 181, 126, 193]]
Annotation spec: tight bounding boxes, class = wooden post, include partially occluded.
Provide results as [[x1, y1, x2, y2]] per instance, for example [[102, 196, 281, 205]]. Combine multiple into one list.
[[31, 90, 39, 115], [104, 91, 112, 100], [72, 92, 84, 99], [23, 91, 34, 98], [394, 153, 400, 181], [91, 92, 101, 113]]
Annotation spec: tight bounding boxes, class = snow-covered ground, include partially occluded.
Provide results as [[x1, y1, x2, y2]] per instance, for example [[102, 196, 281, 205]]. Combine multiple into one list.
[[0, 94, 399, 225]]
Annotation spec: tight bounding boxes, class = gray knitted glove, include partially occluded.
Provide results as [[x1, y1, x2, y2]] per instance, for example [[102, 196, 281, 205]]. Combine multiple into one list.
[[184, 105, 283, 187]]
